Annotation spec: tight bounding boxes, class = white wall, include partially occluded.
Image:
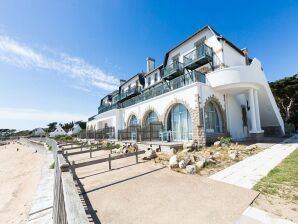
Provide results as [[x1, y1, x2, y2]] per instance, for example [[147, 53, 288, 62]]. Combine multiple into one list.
[[222, 41, 246, 67]]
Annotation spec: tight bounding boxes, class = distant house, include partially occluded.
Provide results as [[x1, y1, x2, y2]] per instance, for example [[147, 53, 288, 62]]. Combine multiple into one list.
[[67, 124, 82, 136], [49, 124, 67, 137], [32, 128, 46, 136]]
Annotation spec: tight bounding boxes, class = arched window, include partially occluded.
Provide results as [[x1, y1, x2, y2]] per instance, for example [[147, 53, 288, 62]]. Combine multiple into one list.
[[167, 104, 192, 141], [205, 102, 223, 133], [145, 111, 158, 125], [129, 115, 138, 126]]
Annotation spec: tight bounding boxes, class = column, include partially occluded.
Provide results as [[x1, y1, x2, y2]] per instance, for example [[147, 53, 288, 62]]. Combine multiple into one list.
[[249, 88, 257, 132], [253, 89, 261, 131]]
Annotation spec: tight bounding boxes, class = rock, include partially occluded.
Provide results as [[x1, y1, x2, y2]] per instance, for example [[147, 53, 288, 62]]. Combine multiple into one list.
[[186, 165, 197, 174], [195, 155, 206, 163], [185, 154, 196, 165], [132, 143, 139, 151], [195, 161, 205, 169], [178, 160, 186, 169], [170, 148, 178, 154], [144, 148, 157, 160], [206, 158, 217, 165], [212, 152, 221, 160], [169, 155, 178, 168], [214, 141, 221, 147], [245, 144, 257, 151], [228, 150, 239, 160]]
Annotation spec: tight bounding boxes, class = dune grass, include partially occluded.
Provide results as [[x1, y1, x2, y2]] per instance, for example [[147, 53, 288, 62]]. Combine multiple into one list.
[[253, 148, 298, 202]]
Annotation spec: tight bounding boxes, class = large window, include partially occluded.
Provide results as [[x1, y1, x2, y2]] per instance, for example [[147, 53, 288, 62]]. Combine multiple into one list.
[[167, 104, 192, 141], [205, 102, 223, 133], [129, 115, 138, 126], [145, 111, 158, 125]]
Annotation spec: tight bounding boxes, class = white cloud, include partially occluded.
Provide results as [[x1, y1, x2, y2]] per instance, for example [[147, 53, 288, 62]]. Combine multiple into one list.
[[0, 107, 87, 123], [0, 35, 119, 92]]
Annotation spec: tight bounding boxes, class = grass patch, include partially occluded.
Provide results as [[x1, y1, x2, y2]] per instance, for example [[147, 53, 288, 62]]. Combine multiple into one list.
[[49, 161, 55, 169], [253, 148, 298, 202], [47, 144, 52, 151]]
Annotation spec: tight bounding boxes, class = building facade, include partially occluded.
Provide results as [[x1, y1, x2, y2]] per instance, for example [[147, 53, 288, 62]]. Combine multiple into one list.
[[87, 25, 284, 144]]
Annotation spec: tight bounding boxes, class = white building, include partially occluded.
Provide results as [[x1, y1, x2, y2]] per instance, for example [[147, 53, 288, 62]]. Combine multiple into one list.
[[32, 128, 46, 136], [87, 25, 284, 144], [49, 124, 67, 137], [67, 124, 82, 136]]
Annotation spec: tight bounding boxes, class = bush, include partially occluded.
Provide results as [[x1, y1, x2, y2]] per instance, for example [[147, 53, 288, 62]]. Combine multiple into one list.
[[48, 144, 52, 151], [218, 137, 232, 145]]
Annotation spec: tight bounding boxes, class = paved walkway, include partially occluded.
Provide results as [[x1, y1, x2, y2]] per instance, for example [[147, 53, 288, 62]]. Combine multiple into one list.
[[210, 135, 298, 189], [26, 140, 54, 224], [209, 135, 298, 224]]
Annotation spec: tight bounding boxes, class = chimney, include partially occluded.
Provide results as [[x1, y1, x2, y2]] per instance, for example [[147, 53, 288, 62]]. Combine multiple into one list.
[[146, 57, 155, 73], [242, 48, 249, 65], [120, 79, 126, 85]]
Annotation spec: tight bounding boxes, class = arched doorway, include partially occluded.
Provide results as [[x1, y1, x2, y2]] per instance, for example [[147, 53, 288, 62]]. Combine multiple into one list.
[[204, 101, 224, 133], [129, 115, 138, 126], [145, 111, 158, 125], [167, 104, 192, 141], [142, 111, 162, 141]]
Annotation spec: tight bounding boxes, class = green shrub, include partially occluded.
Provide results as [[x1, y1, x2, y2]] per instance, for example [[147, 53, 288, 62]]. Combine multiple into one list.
[[218, 137, 232, 145]]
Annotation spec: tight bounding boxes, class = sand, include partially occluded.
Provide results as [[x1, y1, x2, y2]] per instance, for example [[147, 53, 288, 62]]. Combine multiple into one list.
[[0, 140, 43, 224]]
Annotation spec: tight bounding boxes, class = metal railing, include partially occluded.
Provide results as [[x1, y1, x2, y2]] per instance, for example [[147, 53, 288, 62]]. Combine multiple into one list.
[[81, 126, 115, 139], [183, 43, 213, 69], [119, 86, 142, 101], [162, 61, 184, 79]]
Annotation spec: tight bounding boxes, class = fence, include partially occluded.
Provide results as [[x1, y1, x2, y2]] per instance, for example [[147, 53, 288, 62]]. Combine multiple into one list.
[[118, 123, 163, 141], [46, 138, 89, 224], [80, 126, 115, 140]]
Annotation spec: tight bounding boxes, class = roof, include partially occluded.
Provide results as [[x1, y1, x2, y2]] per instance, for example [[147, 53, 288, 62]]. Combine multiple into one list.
[[163, 25, 245, 65], [143, 64, 163, 77]]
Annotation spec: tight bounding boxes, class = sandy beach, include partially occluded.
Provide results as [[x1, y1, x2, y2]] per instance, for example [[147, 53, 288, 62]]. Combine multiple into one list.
[[0, 140, 43, 224]]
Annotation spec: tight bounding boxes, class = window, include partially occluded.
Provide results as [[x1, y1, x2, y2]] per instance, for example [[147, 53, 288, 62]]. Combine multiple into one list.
[[154, 73, 158, 82], [145, 111, 158, 125], [205, 102, 223, 133], [147, 77, 151, 86]]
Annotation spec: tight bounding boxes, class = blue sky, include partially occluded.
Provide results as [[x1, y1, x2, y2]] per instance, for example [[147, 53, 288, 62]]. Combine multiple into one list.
[[0, 0, 297, 130]]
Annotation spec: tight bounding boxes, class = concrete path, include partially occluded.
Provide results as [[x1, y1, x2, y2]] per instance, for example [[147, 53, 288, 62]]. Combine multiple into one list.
[[26, 140, 54, 224], [210, 136, 298, 189], [209, 135, 298, 224]]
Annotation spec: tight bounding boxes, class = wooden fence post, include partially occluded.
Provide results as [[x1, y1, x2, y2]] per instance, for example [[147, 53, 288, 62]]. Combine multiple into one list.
[[89, 146, 92, 158], [65, 151, 68, 162], [108, 154, 111, 170], [135, 148, 138, 164], [71, 161, 76, 179]]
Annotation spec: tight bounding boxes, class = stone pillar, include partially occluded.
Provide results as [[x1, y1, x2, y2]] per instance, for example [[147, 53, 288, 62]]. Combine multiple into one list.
[[249, 88, 257, 132], [253, 89, 261, 131]]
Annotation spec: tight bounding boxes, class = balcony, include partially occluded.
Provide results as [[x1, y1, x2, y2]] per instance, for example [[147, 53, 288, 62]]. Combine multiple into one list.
[[183, 44, 213, 70], [121, 71, 205, 108], [98, 103, 118, 114], [119, 86, 142, 102], [162, 61, 184, 80]]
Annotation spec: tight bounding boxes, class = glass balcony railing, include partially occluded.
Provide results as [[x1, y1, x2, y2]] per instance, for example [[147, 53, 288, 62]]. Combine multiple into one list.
[[162, 61, 184, 80], [120, 71, 205, 108], [183, 44, 213, 70], [97, 71, 206, 115], [98, 103, 118, 114], [119, 86, 142, 101]]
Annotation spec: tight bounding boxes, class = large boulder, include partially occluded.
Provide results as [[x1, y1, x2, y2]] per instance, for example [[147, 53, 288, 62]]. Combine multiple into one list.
[[185, 154, 196, 165], [214, 141, 221, 147], [169, 155, 178, 168], [186, 165, 197, 174], [228, 150, 239, 160], [195, 161, 205, 170], [178, 160, 186, 169], [144, 148, 157, 160]]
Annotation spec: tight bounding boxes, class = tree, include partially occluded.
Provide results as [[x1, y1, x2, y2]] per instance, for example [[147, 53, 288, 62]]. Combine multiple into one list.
[[78, 121, 86, 130], [269, 74, 298, 128], [47, 122, 57, 132], [62, 121, 74, 130]]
